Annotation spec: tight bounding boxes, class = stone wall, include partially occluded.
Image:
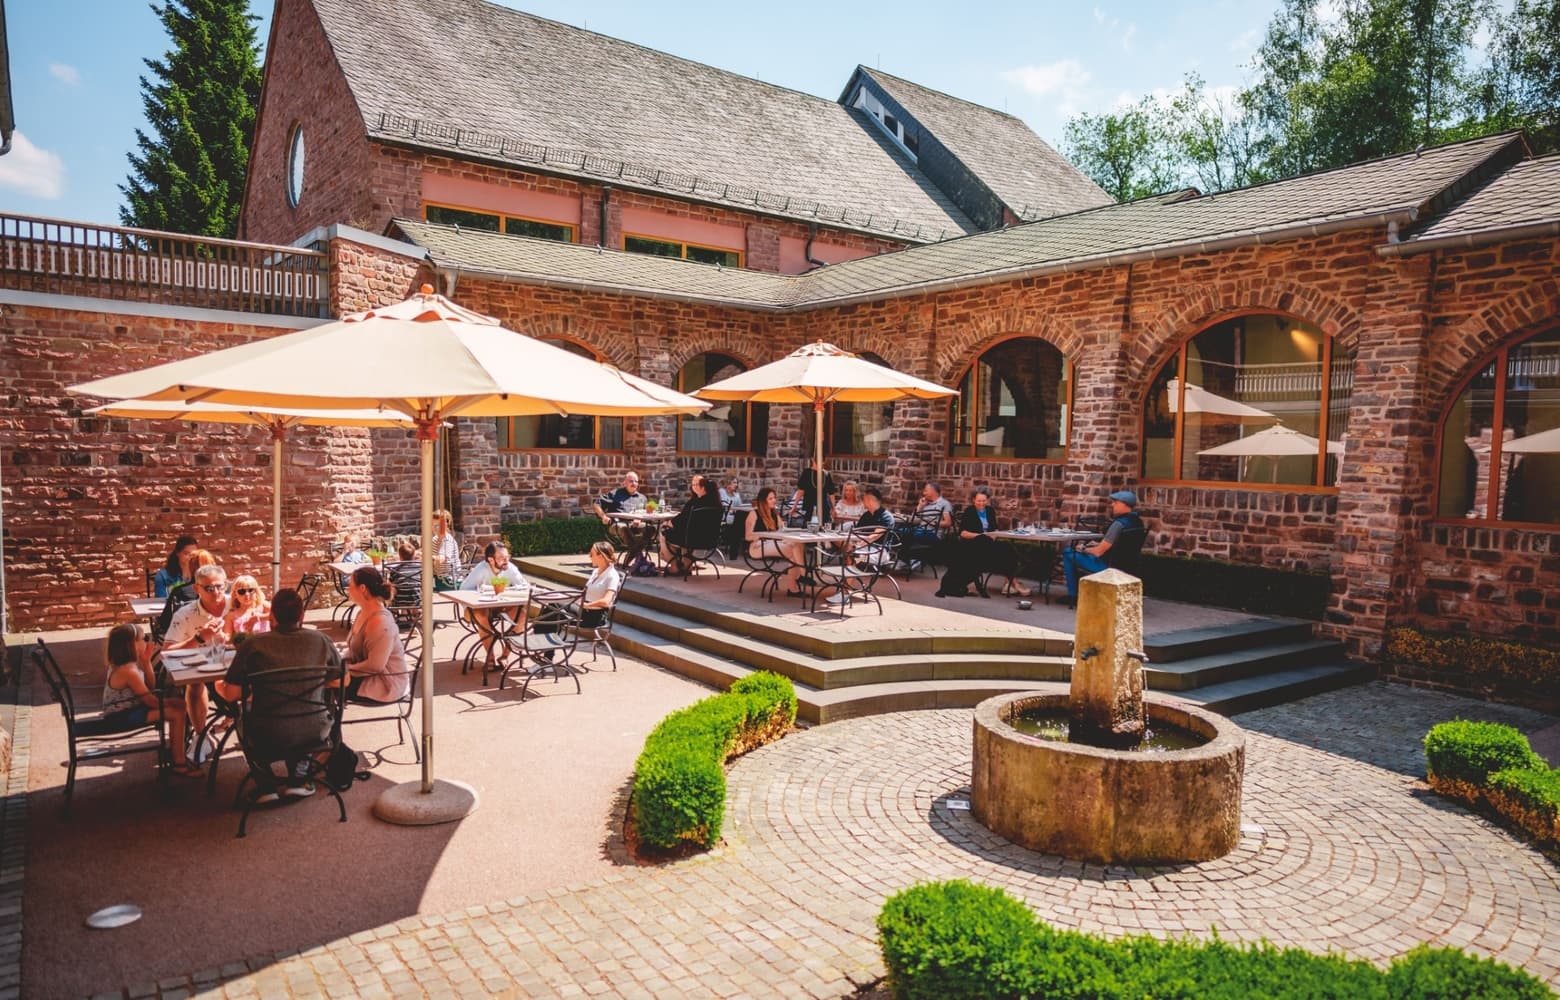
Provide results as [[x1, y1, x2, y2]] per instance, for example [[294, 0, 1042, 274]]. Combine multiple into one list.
[[0, 301, 371, 631]]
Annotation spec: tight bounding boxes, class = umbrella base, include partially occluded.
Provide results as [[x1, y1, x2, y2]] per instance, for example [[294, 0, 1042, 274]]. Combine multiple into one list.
[[373, 778, 480, 826]]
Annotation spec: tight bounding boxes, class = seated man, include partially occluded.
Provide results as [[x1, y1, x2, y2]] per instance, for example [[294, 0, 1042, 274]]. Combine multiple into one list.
[[894, 481, 954, 570], [849, 486, 895, 563], [659, 473, 723, 575], [460, 542, 530, 668], [593, 472, 655, 571], [1060, 490, 1148, 607], [215, 588, 343, 802]]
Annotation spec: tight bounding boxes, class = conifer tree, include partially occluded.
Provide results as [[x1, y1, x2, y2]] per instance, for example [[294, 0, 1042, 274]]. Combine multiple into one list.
[[120, 0, 262, 238]]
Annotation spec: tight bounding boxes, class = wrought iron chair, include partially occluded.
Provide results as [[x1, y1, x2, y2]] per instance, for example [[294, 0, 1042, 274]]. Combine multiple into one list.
[[341, 660, 420, 762], [739, 537, 790, 601], [294, 572, 324, 608], [32, 637, 168, 816], [666, 502, 727, 579], [571, 575, 626, 672], [497, 590, 582, 696], [811, 528, 901, 616], [898, 508, 949, 578], [231, 663, 349, 838]]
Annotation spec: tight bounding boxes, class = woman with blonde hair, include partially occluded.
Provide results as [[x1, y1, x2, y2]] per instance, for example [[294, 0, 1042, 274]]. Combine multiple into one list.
[[224, 575, 271, 635], [428, 508, 462, 591], [834, 481, 866, 526]]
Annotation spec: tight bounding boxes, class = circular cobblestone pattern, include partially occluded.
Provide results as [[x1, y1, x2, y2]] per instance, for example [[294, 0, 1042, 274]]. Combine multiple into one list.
[[724, 702, 1560, 986]]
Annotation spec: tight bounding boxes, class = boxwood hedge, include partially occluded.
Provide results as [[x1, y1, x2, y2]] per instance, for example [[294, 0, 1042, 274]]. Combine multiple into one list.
[[878, 881, 1549, 1000], [630, 671, 797, 852], [501, 516, 606, 558], [1425, 719, 1560, 859]]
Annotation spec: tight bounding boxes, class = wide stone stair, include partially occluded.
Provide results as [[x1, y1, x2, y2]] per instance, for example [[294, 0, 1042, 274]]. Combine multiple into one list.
[[519, 558, 1371, 723]]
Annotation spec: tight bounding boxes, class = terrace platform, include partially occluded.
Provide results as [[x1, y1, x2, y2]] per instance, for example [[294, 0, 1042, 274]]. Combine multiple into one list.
[[517, 554, 1371, 722]]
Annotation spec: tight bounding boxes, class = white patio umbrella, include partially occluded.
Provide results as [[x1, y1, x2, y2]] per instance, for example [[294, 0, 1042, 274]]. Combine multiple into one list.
[[71, 284, 708, 823], [1502, 426, 1560, 454], [692, 342, 956, 522], [1196, 422, 1345, 457], [1167, 378, 1276, 420], [84, 399, 417, 593]]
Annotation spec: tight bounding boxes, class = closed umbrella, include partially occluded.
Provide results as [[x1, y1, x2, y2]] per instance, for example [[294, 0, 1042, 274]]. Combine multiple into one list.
[[72, 285, 708, 824], [84, 400, 417, 593], [1167, 378, 1276, 420], [692, 342, 956, 523], [1502, 426, 1560, 454]]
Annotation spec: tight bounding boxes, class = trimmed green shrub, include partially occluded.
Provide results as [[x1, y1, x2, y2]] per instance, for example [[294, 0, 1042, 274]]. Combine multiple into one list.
[[1487, 767, 1560, 832], [1137, 554, 1332, 620], [1388, 627, 1560, 711], [1385, 944, 1554, 1000], [1423, 720, 1543, 786], [878, 881, 1547, 1000], [501, 516, 606, 558], [630, 671, 796, 852]]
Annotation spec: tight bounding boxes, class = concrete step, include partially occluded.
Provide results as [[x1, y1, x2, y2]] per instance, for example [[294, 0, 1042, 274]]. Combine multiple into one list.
[[1144, 639, 1347, 691], [1143, 618, 1320, 663], [1172, 662, 1375, 716], [612, 622, 1062, 723]]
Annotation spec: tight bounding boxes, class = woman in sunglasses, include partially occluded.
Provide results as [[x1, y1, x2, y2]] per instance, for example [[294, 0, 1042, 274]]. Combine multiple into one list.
[[224, 575, 271, 636]]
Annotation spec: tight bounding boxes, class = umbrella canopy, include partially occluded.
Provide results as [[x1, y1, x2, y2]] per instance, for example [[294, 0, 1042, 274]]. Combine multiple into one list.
[[1167, 379, 1275, 420], [84, 400, 418, 593], [1503, 425, 1560, 455], [1197, 422, 1345, 457], [70, 285, 708, 819], [73, 290, 705, 421], [693, 342, 956, 523]]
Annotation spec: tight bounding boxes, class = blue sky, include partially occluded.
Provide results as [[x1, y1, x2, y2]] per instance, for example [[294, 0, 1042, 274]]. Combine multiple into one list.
[[0, 1, 1280, 227]]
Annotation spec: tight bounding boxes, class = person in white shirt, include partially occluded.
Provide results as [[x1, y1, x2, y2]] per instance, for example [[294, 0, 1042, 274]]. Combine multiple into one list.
[[460, 542, 529, 669], [162, 562, 229, 734]]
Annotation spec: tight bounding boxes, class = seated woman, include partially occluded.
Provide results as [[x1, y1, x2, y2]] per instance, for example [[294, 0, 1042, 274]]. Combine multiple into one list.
[[936, 488, 1029, 599], [224, 575, 271, 637], [100, 623, 198, 777], [530, 541, 624, 659], [659, 473, 723, 575], [343, 567, 411, 704], [834, 481, 866, 528], [153, 547, 218, 641], [428, 508, 463, 590], [152, 534, 198, 598], [745, 487, 807, 597]]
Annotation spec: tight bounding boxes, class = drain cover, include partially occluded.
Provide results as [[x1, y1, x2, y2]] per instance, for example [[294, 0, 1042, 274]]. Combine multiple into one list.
[[86, 904, 143, 930], [945, 799, 970, 811]]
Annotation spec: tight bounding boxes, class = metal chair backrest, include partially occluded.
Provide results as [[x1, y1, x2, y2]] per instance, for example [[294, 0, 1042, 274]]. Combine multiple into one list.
[[32, 638, 77, 728], [1105, 522, 1148, 574], [295, 572, 324, 607], [1075, 514, 1111, 534], [145, 566, 158, 598], [237, 664, 344, 753]]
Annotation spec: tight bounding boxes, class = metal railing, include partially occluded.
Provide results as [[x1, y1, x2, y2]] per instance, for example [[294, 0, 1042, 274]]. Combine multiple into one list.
[[0, 213, 329, 318]]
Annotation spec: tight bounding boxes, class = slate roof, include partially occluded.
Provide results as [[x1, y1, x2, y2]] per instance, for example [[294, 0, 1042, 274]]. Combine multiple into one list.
[[1394, 153, 1560, 251], [311, 0, 979, 242], [857, 68, 1111, 221], [391, 131, 1532, 313]]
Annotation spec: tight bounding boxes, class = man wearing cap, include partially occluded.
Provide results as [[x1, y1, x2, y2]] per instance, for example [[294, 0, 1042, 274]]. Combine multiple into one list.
[[1060, 490, 1146, 607]]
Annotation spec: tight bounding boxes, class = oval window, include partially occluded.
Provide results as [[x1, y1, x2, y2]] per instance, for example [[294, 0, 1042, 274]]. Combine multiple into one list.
[[287, 126, 306, 208]]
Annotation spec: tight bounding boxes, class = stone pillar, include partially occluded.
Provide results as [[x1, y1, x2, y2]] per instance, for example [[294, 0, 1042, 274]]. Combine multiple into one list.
[[1070, 567, 1146, 747]]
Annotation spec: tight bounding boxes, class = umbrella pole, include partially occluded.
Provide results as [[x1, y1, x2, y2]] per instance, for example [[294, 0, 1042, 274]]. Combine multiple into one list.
[[272, 427, 284, 594], [814, 401, 825, 526], [372, 418, 478, 826]]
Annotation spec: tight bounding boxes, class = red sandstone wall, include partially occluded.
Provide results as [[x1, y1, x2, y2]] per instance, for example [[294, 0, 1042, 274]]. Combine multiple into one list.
[[239, 0, 376, 244], [1, 303, 374, 631]]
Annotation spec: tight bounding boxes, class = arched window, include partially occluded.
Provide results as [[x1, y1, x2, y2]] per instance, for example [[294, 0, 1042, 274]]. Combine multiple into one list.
[[677, 352, 769, 454], [1142, 314, 1351, 487], [495, 339, 624, 451], [1436, 329, 1560, 526], [827, 352, 893, 456], [948, 337, 1070, 459]]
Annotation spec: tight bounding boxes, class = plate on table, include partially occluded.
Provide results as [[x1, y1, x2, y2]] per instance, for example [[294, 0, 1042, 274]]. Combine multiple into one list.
[[160, 649, 204, 665], [196, 659, 228, 673], [86, 904, 143, 930]]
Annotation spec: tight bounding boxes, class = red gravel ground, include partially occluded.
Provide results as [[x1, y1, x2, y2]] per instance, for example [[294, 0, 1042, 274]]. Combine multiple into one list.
[[22, 616, 715, 999]]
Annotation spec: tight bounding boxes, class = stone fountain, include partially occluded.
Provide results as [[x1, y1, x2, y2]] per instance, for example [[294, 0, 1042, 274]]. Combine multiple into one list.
[[970, 568, 1246, 864]]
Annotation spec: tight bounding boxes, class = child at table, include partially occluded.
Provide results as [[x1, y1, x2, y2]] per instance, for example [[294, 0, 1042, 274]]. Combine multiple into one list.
[[102, 623, 199, 777]]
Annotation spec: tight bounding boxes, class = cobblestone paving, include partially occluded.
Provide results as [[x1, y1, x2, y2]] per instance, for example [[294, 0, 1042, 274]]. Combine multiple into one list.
[[109, 683, 1560, 998]]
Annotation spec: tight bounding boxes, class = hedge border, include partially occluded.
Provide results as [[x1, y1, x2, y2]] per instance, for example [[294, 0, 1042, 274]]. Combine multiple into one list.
[[1390, 627, 1560, 712], [877, 880, 1550, 1000], [629, 672, 797, 854], [1425, 719, 1559, 858], [502, 516, 607, 558]]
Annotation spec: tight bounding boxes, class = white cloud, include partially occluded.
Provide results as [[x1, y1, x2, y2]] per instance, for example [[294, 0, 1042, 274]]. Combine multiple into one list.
[[1229, 28, 1260, 54], [0, 132, 67, 199], [1092, 6, 1136, 51], [1002, 60, 1094, 117], [48, 63, 80, 85]]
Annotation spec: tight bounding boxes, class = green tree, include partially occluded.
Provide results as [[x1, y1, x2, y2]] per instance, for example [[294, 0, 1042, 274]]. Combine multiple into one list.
[[120, 0, 262, 237], [1169, 74, 1261, 192], [1479, 0, 1560, 151], [1063, 99, 1182, 202]]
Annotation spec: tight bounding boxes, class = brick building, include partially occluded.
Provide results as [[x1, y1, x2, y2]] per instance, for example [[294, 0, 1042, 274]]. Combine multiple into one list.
[[2, 0, 1556, 676]]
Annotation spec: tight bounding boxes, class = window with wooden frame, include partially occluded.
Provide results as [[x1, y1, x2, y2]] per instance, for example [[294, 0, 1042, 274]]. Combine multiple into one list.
[[623, 234, 741, 268], [495, 339, 624, 451], [424, 203, 574, 243], [827, 352, 893, 456], [676, 352, 768, 454], [947, 337, 1071, 460], [1435, 328, 1559, 526], [1141, 314, 1351, 488]]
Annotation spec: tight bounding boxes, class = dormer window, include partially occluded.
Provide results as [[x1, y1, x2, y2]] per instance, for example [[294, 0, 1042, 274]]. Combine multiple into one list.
[[853, 85, 919, 161]]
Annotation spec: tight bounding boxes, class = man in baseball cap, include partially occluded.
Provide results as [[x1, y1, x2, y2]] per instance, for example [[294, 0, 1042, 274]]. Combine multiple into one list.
[[1060, 489, 1146, 606]]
